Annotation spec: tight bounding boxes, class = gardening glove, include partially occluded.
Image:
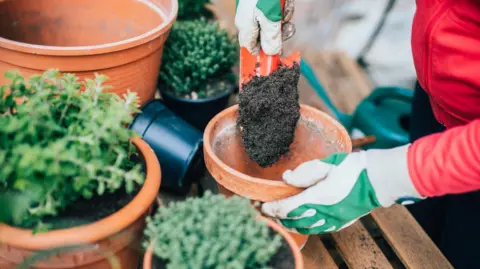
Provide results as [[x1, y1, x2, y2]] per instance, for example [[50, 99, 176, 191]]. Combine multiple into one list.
[[235, 0, 296, 55], [261, 145, 424, 234]]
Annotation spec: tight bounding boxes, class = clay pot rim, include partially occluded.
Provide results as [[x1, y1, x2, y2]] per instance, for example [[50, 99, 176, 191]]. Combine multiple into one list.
[[143, 216, 304, 269], [203, 104, 352, 188], [0, 0, 178, 56], [0, 137, 161, 250]]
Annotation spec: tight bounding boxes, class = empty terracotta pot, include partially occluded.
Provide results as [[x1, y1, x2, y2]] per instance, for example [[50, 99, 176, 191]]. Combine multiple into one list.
[[143, 217, 304, 269], [0, 0, 178, 106], [0, 138, 161, 269], [203, 105, 352, 248]]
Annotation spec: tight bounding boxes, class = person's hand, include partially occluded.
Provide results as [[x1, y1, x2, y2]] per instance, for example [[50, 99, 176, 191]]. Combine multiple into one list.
[[235, 0, 296, 55], [261, 145, 424, 234]]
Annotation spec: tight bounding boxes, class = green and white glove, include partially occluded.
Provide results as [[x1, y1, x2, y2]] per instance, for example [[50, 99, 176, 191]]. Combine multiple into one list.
[[235, 0, 295, 55], [261, 145, 424, 234]]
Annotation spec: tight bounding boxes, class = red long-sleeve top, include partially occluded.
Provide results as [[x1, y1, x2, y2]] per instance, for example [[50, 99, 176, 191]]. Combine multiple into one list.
[[408, 0, 480, 197], [408, 120, 480, 197]]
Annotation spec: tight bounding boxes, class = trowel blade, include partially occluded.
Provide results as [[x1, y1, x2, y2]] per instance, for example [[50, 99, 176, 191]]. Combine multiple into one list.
[[239, 48, 301, 90]]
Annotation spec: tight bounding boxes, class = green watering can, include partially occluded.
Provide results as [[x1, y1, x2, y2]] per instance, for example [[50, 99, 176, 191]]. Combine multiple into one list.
[[300, 59, 413, 149]]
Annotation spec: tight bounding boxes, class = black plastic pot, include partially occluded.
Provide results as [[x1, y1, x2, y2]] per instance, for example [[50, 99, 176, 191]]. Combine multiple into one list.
[[130, 100, 205, 195], [159, 86, 234, 131]]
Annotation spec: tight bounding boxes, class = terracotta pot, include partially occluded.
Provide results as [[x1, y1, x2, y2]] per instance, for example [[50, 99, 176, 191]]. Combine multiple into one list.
[[0, 0, 178, 106], [143, 217, 304, 269], [0, 137, 161, 269], [203, 104, 352, 248]]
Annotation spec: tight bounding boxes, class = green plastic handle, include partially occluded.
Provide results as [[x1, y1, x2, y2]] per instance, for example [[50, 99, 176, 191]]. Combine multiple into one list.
[[366, 86, 413, 105]]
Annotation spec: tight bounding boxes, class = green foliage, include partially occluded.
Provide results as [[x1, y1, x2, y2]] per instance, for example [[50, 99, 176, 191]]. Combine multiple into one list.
[[160, 19, 238, 99], [177, 0, 212, 20], [0, 70, 144, 230], [143, 192, 282, 269]]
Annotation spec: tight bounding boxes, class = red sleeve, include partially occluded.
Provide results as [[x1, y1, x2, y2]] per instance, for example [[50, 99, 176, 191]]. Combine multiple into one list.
[[408, 119, 480, 197]]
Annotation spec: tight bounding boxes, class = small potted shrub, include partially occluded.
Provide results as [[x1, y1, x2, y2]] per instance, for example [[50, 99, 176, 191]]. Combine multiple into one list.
[[158, 19, 238, 130], [143, 192, 304, 269], [0, 70, 161, 268], [177, 0, 213, 20]]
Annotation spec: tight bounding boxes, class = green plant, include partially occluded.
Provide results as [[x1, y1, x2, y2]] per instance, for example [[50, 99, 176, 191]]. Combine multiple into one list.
[[159, 19, 238, 99], [143, 192, 282, 269], [177, 0, 212, 20], [0, 70, 143, 231]]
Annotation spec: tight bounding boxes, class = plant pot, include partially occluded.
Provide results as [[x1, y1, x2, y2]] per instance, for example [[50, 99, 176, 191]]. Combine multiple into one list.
[[143, 217, 304, 269], [203, 105, 352, 248], [130, 100, 204, 195], [159, 85, 234, 131], [0, 137, 161, 269], [0, 0, 178, 107]]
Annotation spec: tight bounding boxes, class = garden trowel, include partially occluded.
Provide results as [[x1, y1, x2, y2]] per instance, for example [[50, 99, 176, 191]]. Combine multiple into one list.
[[239, 0, 301, 89]]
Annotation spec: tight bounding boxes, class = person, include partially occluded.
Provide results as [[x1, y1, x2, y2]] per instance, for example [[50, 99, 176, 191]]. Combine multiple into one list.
[[235, 0, 480, 268]]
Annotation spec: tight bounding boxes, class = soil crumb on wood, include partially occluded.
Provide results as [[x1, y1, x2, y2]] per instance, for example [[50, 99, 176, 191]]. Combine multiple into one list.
[[238, 64, 300, 167]]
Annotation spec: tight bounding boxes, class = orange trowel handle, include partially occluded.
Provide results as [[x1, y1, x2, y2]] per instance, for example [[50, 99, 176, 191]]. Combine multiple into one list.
[[240, 48, 281, 88]]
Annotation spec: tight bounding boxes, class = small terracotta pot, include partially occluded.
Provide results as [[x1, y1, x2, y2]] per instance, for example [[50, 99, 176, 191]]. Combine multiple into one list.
[[203, 105, 352, 248], [143, 217, 304, 269], [0, 0, 178, 106], [0, 137, 161, 269]]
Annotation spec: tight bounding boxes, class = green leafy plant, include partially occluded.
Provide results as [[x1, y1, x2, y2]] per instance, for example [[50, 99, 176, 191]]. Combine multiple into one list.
[[177, 0, 212, 20], [0, 70, 143, 230], [143, 192, 282, 269], [159, 19, 238, 99]]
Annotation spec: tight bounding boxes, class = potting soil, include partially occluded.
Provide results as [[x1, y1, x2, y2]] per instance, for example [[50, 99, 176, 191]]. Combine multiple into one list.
[[238, 64, 301, 167], [41, 187, 139, 230]]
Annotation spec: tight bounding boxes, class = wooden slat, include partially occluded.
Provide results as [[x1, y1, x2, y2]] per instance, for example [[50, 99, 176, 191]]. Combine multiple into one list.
[[331, 222, 393, 269], [302, 236, 338, 269], [371, 206, 454, 269]]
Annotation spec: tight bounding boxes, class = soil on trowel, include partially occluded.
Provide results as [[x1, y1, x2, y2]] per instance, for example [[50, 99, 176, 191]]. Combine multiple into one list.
[[238, 64, 300, 167], [41, 186, 140, 230]]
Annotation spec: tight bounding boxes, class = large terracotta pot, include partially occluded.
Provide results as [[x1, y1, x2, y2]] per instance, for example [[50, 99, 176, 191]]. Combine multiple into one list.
[[203, 105, 352, 249], [143, 217, 304, 269], [0, 137, 161, 269], [0, 0, 178, 106]]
